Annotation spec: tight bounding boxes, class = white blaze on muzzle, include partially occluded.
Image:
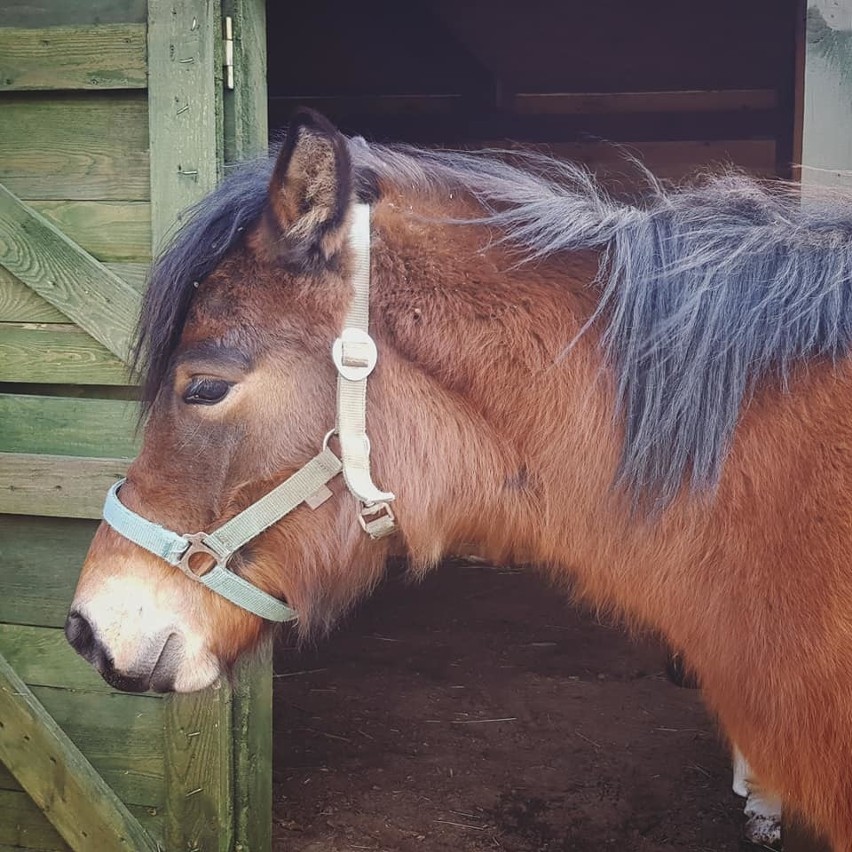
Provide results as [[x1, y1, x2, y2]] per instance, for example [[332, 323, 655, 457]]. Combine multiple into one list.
[[101, 203, 396, 622]]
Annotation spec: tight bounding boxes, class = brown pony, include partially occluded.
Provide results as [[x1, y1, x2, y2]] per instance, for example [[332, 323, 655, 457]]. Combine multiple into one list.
[[67, 110, 852, 847]]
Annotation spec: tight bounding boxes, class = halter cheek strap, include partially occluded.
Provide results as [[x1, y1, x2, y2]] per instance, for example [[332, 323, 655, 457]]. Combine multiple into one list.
[[100, 203, 395, 622]]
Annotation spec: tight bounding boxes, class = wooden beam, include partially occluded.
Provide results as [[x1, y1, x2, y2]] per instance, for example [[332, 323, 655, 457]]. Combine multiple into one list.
[[223, 0, 268, 162], [0, 652, 159, 850], [232, 643, 273, 851], [513, 89, 779, 115], [269, 88, 779, 119], [0, 185, 142, 362], [147, 0, 223, 251], [0, 263, 146, 324], [221, 7, 275, 848], [0, 788, 69, 850], [0, 24, 147, 91], [148, 3, 235, 850], [0, 452, 128, 518]]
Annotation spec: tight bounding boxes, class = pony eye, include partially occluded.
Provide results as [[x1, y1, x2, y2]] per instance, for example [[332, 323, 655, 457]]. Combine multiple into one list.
[[183, 378, 232, 405]]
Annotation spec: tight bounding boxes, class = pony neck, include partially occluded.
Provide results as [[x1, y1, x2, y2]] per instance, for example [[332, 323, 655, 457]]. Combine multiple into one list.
[[365, 189, 622, 571]]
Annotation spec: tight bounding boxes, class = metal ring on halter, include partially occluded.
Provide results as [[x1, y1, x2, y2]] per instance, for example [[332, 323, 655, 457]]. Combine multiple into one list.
[[322, 429, 336, 451], [177, 532, 229, 579]]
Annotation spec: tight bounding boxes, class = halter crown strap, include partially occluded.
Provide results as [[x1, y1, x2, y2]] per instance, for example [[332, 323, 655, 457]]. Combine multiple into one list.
[[333, 203, 396, 537]]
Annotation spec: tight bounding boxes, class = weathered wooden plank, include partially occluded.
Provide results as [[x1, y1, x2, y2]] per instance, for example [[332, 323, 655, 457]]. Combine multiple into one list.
[[0, 93, 150, 201], [0, 452, 128, 518], [163, 688, 233, 852], [0, 263, 147, 322], [0, 789, 69, 850], [223, 0, 268, 163], [515, 89, 780, 114], [32, 685, 165, 807], [148, 0, 223, 251], [0, 393, 139, 457], [0, 323, 131, 384], [505, 139, 778, 180], [108, 261, 149, 292], [0, 186, 142, 361], [224, 9, 274, 848], [0, 24, 147, 91], [0, 266, 67, 322], [0, 786, 165, 850], [269, 88, 779, 119], [0, 654, 159, 850], [0, 515, 99, 628], [148, 2, 235, 848], [1, 1, 147, 27], [29, 200, 152, 263], [232, 644, 273, 852]]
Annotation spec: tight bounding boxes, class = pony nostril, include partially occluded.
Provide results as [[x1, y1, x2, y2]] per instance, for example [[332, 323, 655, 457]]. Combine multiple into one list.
[[64, 610, 105, 669]]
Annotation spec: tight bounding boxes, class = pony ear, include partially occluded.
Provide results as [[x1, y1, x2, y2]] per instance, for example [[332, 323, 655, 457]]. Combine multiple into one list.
[[265, 109, 353, 260]]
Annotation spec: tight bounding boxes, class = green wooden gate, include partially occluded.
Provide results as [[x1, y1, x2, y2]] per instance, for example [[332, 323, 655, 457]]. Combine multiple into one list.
[[0, 1, 272, 849]]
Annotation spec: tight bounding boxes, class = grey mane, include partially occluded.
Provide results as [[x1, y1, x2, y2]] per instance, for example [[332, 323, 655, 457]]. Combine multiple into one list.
[[140, 137, 852, 506], [352, 142, 852, 505]]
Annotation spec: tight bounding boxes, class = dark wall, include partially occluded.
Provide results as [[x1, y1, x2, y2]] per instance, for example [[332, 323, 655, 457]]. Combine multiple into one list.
[[266, 0, 802, 177]]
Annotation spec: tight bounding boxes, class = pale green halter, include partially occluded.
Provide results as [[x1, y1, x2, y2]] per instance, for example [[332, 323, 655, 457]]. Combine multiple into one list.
[[101, 204, 396, 622]]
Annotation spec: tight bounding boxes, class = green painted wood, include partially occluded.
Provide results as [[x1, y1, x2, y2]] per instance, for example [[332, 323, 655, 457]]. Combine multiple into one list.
[[0, 186, 142, 362], [0, 323, 130, 384], [0, 452, 128, 518], [29, 200, 151, 264], [148, 0, 223, 251], [33, 685, 165, 807], [1, 1, 147, 27], [232, 644, 273, 852], [802, 0, 852, 188], [163, 688, 234, 852], [0, 263, 146, 322], [0, 24, 147, 91], [0, 789, 69, 851], [0, 94, 150, 202], [0, 266, 67, 322], [0, 515, 99, 628], [0, 785, 166, 849], [108, 261, 149, 292], [0, 654, 159, 850], [222, 7, 273, 848], [147, 3, 237, 850], [223, 0, 268, 163], [0, 394, 139, 457]]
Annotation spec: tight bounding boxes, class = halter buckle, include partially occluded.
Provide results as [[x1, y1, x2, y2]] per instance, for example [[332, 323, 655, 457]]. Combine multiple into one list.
[[332, 328, 378, 381], [177, 532, 228, 578], [358, 501, 396, 539]]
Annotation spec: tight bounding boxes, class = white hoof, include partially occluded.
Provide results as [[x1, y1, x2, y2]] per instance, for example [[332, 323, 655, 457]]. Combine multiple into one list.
[[744, 809, 782, 849]]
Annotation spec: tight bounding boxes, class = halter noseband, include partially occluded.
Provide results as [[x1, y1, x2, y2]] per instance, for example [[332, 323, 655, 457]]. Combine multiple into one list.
[[101, 204, 395, 622]]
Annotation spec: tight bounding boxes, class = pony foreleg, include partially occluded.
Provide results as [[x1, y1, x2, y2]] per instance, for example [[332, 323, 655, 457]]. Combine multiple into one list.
[[733, 747, 783, 849]]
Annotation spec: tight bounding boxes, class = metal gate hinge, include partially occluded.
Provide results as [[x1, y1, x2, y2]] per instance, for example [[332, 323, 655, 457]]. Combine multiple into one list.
[[223, 16, 234, 90]]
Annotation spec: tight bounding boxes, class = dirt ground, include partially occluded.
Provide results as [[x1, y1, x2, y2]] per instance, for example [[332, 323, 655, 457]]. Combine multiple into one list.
[[272, 562, 750, 852]]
